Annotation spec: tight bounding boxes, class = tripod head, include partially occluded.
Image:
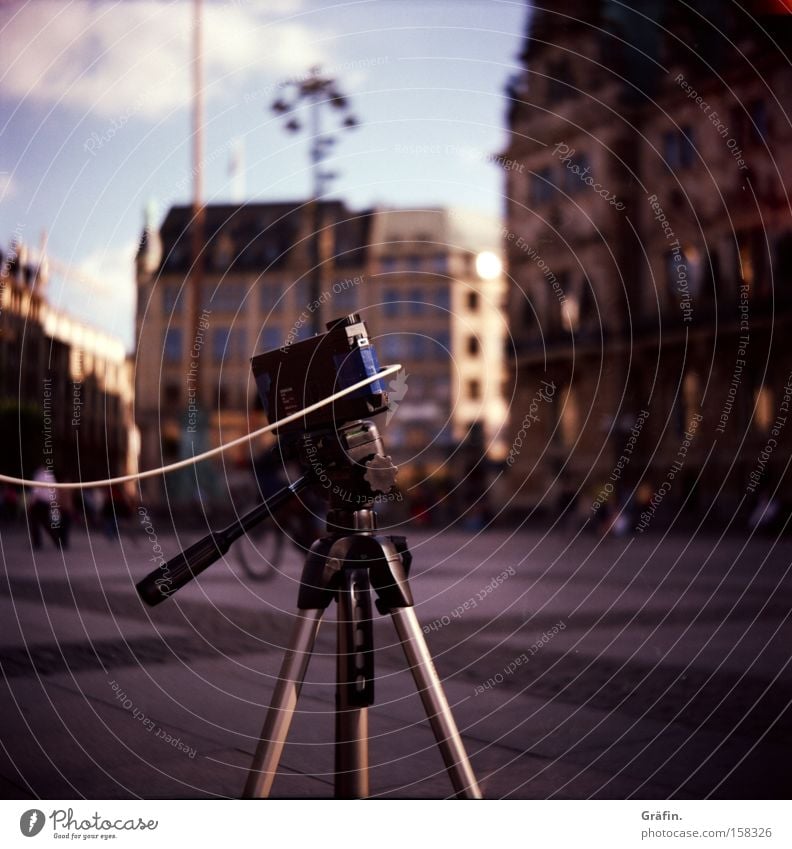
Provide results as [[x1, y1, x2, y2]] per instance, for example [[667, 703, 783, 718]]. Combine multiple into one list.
[[291, 419, 398, 524], [136, 314, 398, 606]]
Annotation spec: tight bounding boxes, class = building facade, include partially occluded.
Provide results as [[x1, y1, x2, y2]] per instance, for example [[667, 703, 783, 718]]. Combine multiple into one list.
[[501, 1, 792, 525], [0, 241, 136, 486], [365, 208, 508, 470], [134, 201, 508, 507]]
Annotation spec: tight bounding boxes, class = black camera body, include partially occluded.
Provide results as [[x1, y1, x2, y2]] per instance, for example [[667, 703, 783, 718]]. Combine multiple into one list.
[[251, 314, 389, 435]]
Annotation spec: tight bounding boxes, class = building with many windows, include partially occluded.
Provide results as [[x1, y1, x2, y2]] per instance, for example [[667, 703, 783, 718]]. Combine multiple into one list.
[[500, 1, 792, 523], [365, 208, 508, 468], [134, 201, 508, 507], [0, 241, 136, 486]]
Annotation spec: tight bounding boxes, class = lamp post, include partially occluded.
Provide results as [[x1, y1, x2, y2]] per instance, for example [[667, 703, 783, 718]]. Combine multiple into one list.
[[271, 66, 358, 334]]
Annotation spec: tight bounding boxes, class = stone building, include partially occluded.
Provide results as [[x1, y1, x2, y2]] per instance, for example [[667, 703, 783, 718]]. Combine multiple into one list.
[[365, 207, 508, 468], [134, 201, 507, 506], [0, 241, 136, 486], [501, 1, 792, 526]]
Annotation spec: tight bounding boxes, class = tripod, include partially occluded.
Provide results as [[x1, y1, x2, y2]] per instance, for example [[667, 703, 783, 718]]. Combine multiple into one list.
[[243, 504, 481, 799], [137, 420, 481, 799]]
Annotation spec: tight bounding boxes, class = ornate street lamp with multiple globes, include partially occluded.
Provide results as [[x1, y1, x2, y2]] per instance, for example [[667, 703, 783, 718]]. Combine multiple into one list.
[[271, 66, 359, 334]]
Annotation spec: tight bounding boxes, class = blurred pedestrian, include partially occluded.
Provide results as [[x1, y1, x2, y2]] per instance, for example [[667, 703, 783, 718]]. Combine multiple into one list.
[[749, 491, 781, 534], [0, 485, 19, 524], [82, 487, 104, 530], [28, 466, 63, 549], [102, 484, 131, 539], [56, 487, 72, 549]]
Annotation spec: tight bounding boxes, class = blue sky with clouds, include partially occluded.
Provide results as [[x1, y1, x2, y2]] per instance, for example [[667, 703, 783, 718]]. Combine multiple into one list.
[[0, 0, 528, 348]]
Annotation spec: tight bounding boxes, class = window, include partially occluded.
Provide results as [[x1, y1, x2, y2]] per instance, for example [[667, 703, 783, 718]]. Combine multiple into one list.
[[467, 335, 480, 356], [234, 328, 248, 360], [754, 385, 774, 433], [162, 283, 182, 315], [467, 291, 479, 311], [680, 126, 695, 168], [410, 335, 428, 358], [435, 330, 451, 353], [468, 379, 481, 400], [662, 131, 677, 168], [408, 374, 425, 398], [430, 254, 448, 273], [162, 383, 180, 405], [261, 327, 281, 351], [333, 280, 357, 311], [409, 288, 425, 315], [213, 327, 230, 362], [578, 278, 594, 326], [163, 243, 186, 271], [749, 100, 768, 143], [683, 245, 703, 297], [381, 335, 405, 360], [405, 254, 422, 271], [559, 384, 579, 448], [383, 288, 400, 317], [663, 127, 696, 170], [733, 99, 769, 148], [211, 281, 246, 312], [549, 270, 569, 330], [560, 297, 579, 332], [562, 153, 591, 194], [259, 280, 284, 313], [665, 250, 680, 302], [214, 386, 229, 409], [547, 59, 572, 103], [213, 235, 234, 270], [738, 229, 770, 299], [213, 327, 248, 362], [530, 167, 555, 206], [435, 285, 450, 311], [683, 371, 701, 428], [163, 328, 182, 363], [523, 300, 535, 328], [664, 244, 703, 304], [294, 280, 312, 313], [380, 255, 398, 273]]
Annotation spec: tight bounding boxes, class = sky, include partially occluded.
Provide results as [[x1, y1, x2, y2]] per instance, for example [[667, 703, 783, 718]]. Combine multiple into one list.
[[0, 0, 529, 350]]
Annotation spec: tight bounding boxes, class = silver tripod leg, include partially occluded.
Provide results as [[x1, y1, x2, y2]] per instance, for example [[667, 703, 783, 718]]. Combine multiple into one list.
[[334, 572, 370, 798], [243, 608, 323, 798], [390, 606, 483, 799]]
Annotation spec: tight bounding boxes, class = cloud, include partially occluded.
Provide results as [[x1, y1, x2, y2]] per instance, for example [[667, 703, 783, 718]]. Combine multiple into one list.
[[0, 171, 18, 203], [0, 0, 325, 122], [77, 238, 137, 297], [49, 237, 138, 349]]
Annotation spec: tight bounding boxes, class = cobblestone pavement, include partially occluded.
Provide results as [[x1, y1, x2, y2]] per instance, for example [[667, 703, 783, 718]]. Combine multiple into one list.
[[1, 524, 790, 799]]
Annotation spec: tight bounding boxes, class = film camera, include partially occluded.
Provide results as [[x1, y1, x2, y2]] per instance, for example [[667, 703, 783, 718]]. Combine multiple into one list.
[[251, 313, 390, 435]]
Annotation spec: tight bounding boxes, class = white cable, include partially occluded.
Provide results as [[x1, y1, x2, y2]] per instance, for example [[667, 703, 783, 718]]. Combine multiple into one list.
[[0, 364, 402, 490]]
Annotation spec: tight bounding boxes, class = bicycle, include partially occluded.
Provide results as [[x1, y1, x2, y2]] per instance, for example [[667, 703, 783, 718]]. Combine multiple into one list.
[[233, 452, 323, 581]]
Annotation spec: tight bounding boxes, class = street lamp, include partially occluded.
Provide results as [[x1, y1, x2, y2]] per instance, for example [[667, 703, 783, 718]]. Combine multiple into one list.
[[271, 66, 359, 334]]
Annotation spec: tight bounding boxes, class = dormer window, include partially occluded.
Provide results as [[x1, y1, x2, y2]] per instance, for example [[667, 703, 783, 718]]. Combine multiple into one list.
[[547, 59, 573, 102]]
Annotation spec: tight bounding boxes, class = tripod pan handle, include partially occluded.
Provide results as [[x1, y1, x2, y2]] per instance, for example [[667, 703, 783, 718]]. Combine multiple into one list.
[[136, 532, 230, 606]]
